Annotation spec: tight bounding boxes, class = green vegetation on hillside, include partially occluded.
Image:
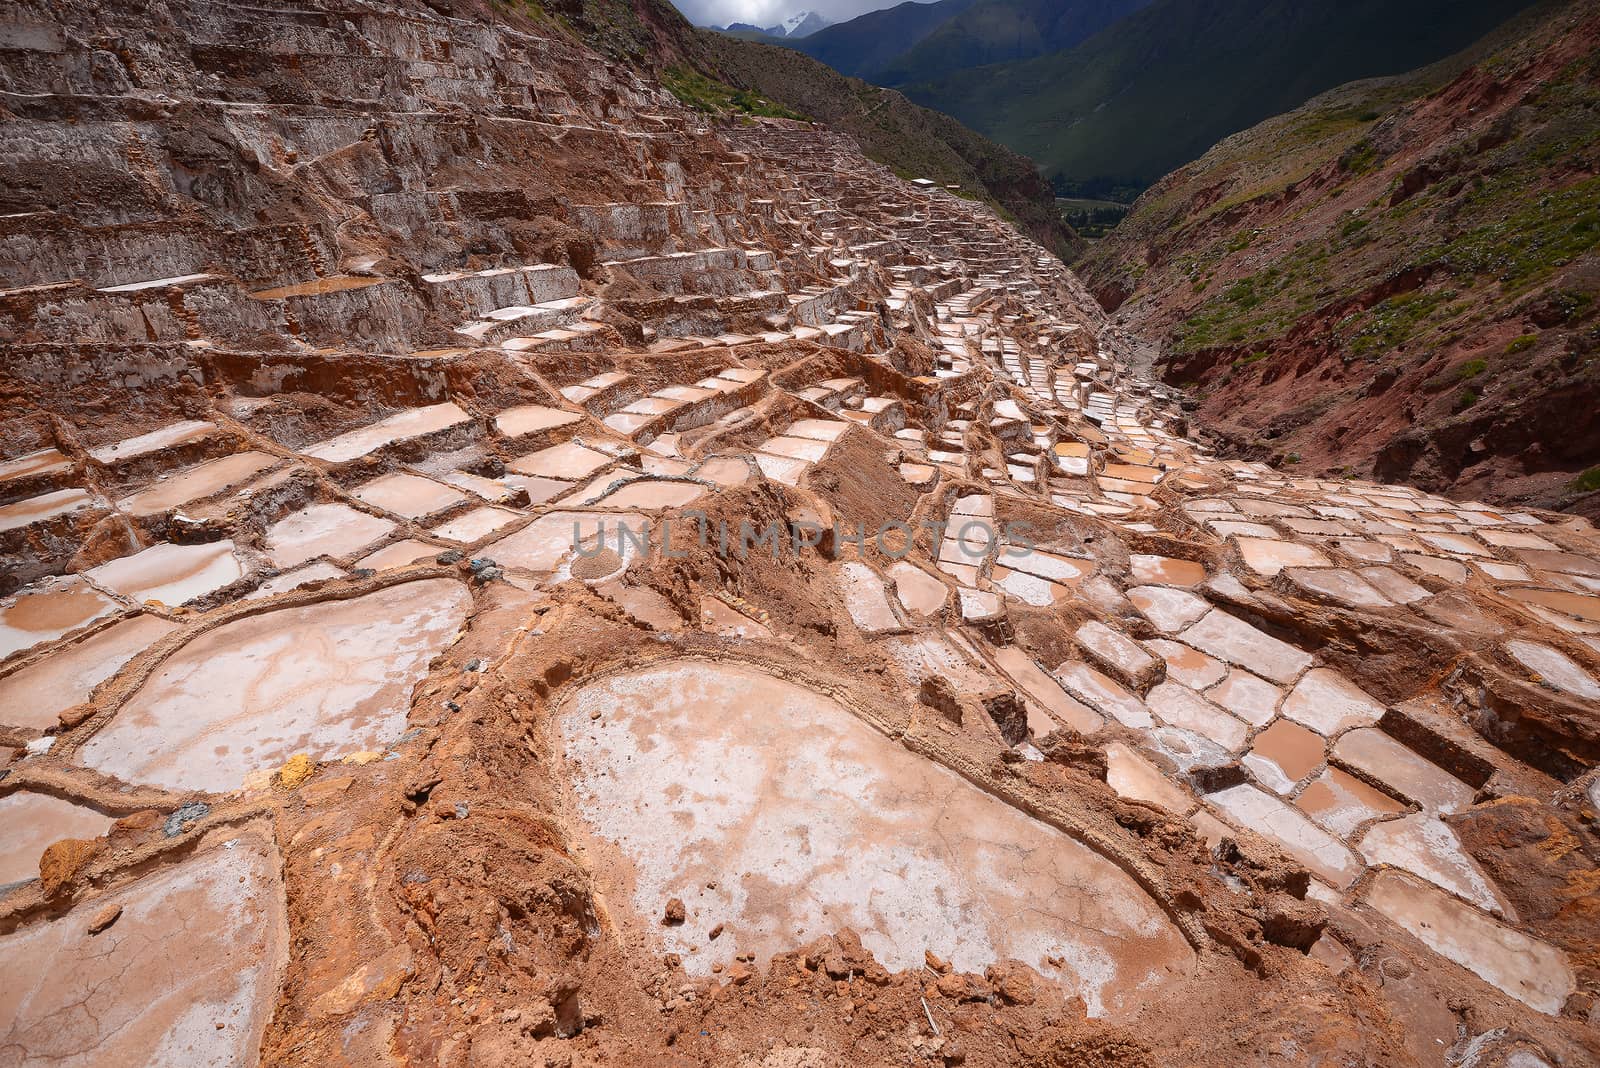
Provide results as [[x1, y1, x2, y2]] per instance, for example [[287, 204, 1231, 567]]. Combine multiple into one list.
[[660, 66, 806, 120], [1058, 197, 1129, 239], [1157, 50, 1600, 359], [1073, 0, 1600, 509], [874, 0, 1151, 86], [899, 0, 1536, 199]]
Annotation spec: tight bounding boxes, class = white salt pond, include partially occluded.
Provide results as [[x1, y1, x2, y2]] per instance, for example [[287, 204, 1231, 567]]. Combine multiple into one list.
[[78, 579, 470, 791], [557, 661, 1193, 1017]]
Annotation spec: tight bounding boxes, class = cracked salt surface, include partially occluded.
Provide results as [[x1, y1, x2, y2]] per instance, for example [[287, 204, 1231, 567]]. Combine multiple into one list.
[[0, 836, 286, 1066], [558, 661, 1193, 1017]]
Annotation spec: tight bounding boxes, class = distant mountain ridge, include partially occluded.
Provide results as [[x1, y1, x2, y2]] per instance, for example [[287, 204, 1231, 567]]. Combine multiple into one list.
[[896, 0, 1540, 199], [776, 0, 1146, 84], [715, 9, 831, 39]]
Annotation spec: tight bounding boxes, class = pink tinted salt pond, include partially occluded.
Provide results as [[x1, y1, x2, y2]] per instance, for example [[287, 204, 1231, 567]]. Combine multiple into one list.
[[0, 614, 179, 729], [0, 578, 120, 661], [77, 579, 470, 791]]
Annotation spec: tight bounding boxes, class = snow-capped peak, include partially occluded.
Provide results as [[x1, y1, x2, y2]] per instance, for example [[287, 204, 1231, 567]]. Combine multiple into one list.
[[778, 11, 831, 38]]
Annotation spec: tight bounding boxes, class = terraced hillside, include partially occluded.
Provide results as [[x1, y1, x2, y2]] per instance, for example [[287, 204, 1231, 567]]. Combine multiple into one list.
[[1078, 0, 1600, 518], [0, 1, 1598, 1067], [528, 0, 1080, 259]]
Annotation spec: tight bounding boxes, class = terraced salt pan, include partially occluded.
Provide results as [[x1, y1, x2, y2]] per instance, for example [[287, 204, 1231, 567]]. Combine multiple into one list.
[[0, 792, 114, 886], [0, 448, 70, 484], [354, 539, 440, 571], [1503, 587, 1600, 624], [836, 563, 904, 635], [0, 487, 98, 533], [508, 441, 613, 481], [0, 615, 179, 730], [88, 419, 216, 464], [429, 506, 523, 544], [117, 452, 279, 516], [0, 837, 287, 1065], [265, 503, 396, 568], [591, 479, 707, 510], [559, 662, 1193, 1017], [1359, 813, 1508, 915], [1209, 784, 1360, 888], [245, 562, 343, 600], [78, 579, 470, 791], [302, 403, 469, 464], [353, 472, 468, 519], [0, 578, 120, 661], [1145, 640, 1226, 690], [991, 646, 1103, 735], [887, 561, 947, 616], [1280, 668, 1384, 735], [85, 540, 245, 606], [1130, 555, 1206, 587], [1502, 639, 1600, 700], [486, 511, 647, 574], [1243, 718, 1324, 795], [1365, 871, 1573, 1014]]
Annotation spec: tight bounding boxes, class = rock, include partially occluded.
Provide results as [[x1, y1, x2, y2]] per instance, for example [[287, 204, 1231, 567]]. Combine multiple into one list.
[[918, 676, 963, 724], [662, 897, 686, 925], [924, 949, 952, 974], [162, 800, 210, 837], [276, 752, 314, 789], [1259, 893, 1325, 951], [934, 972, 991, 1002], [708, 922, 724, 940], [1037, 731, 1109, 779], [985, 961, 1036, 1005], [728, 962, 754, 985], [546, 977, 584, 1038], [39, 837, 100, 895], [300, 776, 354, 807], [1188, 762, 1247, 793], [981, 690, 1029, 747], [86, 903, 122, 934], [111, 809, 162, 835]]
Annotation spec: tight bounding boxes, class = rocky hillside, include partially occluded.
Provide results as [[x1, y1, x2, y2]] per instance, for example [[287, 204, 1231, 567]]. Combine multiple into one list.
[[1077, 0, 1600, 517], [536, 0, 1080, 259]]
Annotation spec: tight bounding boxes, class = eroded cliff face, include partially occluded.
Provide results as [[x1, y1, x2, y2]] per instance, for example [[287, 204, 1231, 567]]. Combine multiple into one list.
[[1078, 0, 1600, 520], [1, 2, 1598, 1067]]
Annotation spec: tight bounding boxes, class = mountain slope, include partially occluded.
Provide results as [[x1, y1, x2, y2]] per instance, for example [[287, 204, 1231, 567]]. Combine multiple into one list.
[[694, 31, 1080, 259], [775, 0, 977, 81], [874, 0, 1152, 87], [1076, 0, 1600, 515], [902, 0, 1538, 200], [536, 0, 1078, 258]]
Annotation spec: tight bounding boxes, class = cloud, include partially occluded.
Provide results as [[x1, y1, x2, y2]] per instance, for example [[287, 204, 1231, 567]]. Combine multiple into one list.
[[667, 0, 920, 30]]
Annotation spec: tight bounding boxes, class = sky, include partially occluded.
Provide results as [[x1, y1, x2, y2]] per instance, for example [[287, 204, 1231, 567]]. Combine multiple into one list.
[[668, 0, 924, 30]]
